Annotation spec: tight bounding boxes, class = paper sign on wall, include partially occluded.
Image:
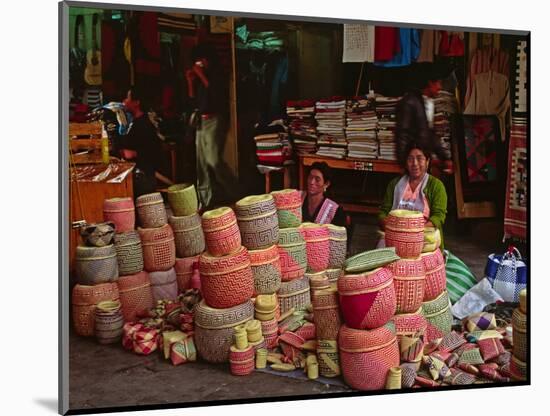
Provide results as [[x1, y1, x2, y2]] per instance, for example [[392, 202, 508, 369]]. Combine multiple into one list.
[[343, 24, 375, 63]]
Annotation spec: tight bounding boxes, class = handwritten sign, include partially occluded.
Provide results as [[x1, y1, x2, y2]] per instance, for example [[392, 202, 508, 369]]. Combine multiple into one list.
[[343, 24, 374, 63]]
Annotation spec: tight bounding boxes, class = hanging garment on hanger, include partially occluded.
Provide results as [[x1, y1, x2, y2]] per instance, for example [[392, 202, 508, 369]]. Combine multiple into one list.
[[464, 71, 511, 141], [416, 29, 435, 63], [436, 31, 464, 57], [374, 28, 420, 67], [465, 47, 509, 107], [374, 26, 400, 62]]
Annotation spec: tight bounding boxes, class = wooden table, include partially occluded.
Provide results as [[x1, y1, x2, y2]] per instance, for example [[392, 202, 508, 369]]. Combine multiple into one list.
[[299, 155, 402, 214], [69, 162, 135, 274]]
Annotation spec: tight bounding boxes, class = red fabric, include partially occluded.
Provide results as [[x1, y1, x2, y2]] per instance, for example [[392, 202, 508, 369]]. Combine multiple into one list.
[[438, 31, 464, 56], [375, 27, 400, 61], [339, 291, 378, 329], [134, 12, 160, 76]]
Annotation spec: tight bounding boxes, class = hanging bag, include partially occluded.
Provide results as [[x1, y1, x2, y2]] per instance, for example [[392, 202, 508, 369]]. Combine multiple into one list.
[[491, 247, 527, 303]]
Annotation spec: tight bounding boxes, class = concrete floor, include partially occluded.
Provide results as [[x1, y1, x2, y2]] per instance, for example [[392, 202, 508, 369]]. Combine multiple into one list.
[[68, 215, 513, 412]]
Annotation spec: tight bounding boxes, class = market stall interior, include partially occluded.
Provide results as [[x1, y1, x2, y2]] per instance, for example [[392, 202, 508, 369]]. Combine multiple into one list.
[[65, 4, 529, 413]]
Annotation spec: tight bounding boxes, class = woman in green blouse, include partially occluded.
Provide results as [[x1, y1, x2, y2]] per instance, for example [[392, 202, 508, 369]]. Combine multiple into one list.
[[378, 142, 448, 249]]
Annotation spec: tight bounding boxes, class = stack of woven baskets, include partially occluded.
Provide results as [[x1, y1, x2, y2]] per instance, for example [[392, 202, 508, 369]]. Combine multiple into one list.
[[195, 206, 255, 363], [384, 210, 452, 343], [338, 247, 401, 391], [135, 192, 177, 304], [510, 288, 527, 380], [167, 184, 205, 294]]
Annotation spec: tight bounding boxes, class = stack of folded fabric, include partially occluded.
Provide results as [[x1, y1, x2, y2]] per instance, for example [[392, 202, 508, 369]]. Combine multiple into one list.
[[286, 100, 317, 155], [254, 132, 291, 167], [375, 96, 400, 161], [346, 96, 378, 159], [433, 90, 457, 161], [315, 97, 347, 159]]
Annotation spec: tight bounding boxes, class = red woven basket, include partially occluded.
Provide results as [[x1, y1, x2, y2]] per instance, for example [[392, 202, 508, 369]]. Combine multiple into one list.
[[138, 224, 176, 272], [202, 207, 242, 257], [339, 322, 400, 391], [72, 282, 120, 337], [116, 271, 154, 322], [420, 249, 447, 301], [385, 258, 426, 313], [393, 308, 427, 340], [103, 197, 135, 233], [300, 223, 330, 272], [338, 267, 396, 330], [249, 245, 282, 295], [229, 345, 255, 376], [199, 246, 254, 309], [385, 210, 425, 259], [277, 228, 307, 281]]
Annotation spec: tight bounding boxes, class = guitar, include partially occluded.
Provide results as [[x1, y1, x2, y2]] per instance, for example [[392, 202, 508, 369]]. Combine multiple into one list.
[[123, 11, 134, 86], [70, 14, 87, 88], [84, 13, 102, 86]]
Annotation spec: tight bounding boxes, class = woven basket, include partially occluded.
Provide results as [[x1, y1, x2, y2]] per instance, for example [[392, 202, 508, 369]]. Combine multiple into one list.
[[326, 268, 343, 284], [277, 228, 307, 281], [80, 222, 116, 247], [519, 288, 527, 314], [420, 249, 447, 301], [317, 339, 341, 377], [149, 268, 178, 302], [116, 271, 154, 322], [271, 189, 302, 228], [199, 246, 254, 309], [260, 318, 278, 346], [136, 192, 168, 228], [114, 231, 144, 276], [339, 322, 400, 391], [202, 207, 241, 257], [510, 355, 527, 381], [385, 210, 425, 259], [327, 224, 347, 269], [235, 194, 277, 217], [138, 224, 176, 272], [338, 267, 396, 330], [255, 293, 278, 321], [307, 271, 330, 293], [194, 299, 255, 363], [422, 290, 453, 340], [174, 255, 200, 292], [167, 183, 198, 217], [72, 283, 119, 337], [95, 301, 124, 345], [249, 245, 282, 295], [75, 244, 119, 285], [169, 213, 205, 258], [512, 308, 527, 362], [237, 210, 279, 251], [103, 197, 135, 233], [385, 258, 426, 313], [229, 345, 255, 376], [344, 248, 400, 274], [393, 308, 427, 340], [385, 367, 402, 389], [422, 227, 441, 253], [312, 288, 341, 340], [300, 223, 330, 273], [277, 275, 311, 314]]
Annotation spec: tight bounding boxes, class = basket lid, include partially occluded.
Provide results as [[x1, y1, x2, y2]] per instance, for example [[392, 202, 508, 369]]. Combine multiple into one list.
[[338, 267, 394, 295], [388, 209, 424, 219], [167, 183, 194, 194], [202, 206, 233, 220], [236, 194, 273, 207], [194, 299, 254, 329], [339, 322, 397, 351]]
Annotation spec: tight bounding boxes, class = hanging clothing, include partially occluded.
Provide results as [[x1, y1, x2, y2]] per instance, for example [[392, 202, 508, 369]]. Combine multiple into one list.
[[436, 31, 464, 57], [464, 71, 511, 141], [374, 28, 420, 67], [416, 29, 435, 63], [374, 26, 400, 62], [465, 47, 510, 107]]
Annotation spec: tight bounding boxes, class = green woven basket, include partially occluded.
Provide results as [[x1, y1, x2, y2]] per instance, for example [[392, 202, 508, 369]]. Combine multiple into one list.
[[344, 247, 400, 273], [422, 290, 453, 335], [167, 183, 198, 216]]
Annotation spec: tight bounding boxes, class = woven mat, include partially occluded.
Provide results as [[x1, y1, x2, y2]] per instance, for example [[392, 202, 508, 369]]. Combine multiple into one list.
[[504, 120, 527, 241], [257, 367, 350, 388]]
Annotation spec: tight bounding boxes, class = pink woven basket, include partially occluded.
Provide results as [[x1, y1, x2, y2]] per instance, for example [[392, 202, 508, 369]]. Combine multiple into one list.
[[202, 207, 242, 257], [385, 210, 425, 259], [339, 322, 400, 391], [149, 267, 178, 302], [103, 197, 135, 233], [420, 249, 447, 301], [277, 228, 307, 281], [135, 192, 168, 228], [312, 288, 341, 340], [174, 255, 200, 292], [338, 267, 396, 330], [199, 246, 254, 309], [229, 345, 255, 376], [393, 308, 427, 340], [116, 271, 154, 322], [271, 189, 302, 228], [249, 245, 282, 295], [300, 223, 330, 272], [72, 283, 120, 337], [138, 224, 176, 272], [385, 258, 426, 313]]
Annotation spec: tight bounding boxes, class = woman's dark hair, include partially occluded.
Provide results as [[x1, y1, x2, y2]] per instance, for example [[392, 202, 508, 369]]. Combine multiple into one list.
[[129, 85, 151, 111], [308, 161, 332, 183], [400, 141, 432, 168]]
